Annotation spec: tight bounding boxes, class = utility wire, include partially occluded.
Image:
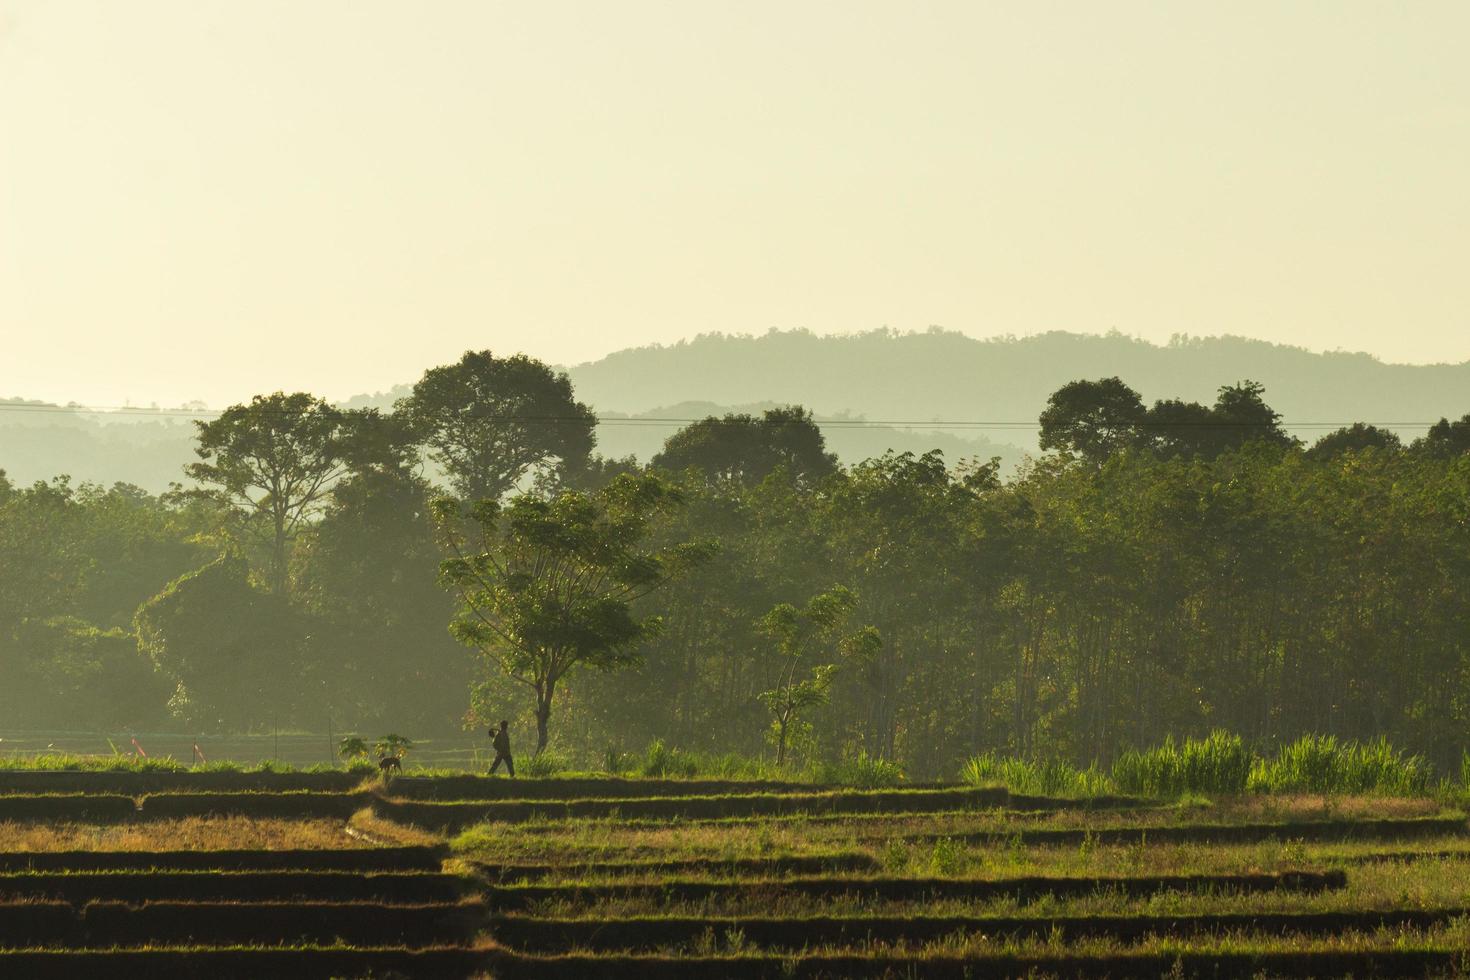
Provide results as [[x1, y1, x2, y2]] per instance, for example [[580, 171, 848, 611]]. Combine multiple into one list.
[[0, 401, 1448, 430]]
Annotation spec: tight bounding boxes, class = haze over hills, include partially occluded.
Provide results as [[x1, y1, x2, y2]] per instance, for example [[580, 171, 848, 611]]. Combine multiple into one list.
[[4, 330, 1468, 492]]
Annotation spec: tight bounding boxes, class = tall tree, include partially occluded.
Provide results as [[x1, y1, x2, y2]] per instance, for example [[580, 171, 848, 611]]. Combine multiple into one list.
[[397, 351, 597, 502], [1038, 378, 1148, 464], [185, 393, 381, 593], [433, 473, 715, 752], [1307, 423, 1402, 460], [1210, 380, 1294, 453], [652, 405, 838, 485], [1413, 414, 1470, 458]]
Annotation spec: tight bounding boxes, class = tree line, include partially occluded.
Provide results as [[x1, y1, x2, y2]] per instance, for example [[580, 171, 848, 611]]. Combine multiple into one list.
[[2, 354, 1468, 777]]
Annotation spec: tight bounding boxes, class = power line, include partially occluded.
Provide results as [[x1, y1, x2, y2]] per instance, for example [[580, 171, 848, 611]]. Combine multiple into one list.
[[0, 401, 1449, 430]]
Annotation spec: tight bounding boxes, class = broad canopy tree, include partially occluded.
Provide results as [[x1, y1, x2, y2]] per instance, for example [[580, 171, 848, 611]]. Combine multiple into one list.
[[1041, 378, 1297, 463], [397, 351, 597, 501], [185, 393, 391, 594], [1038, 378, 1149, 465], [433, 473, 715, 753], [652, 406, 838, 485]]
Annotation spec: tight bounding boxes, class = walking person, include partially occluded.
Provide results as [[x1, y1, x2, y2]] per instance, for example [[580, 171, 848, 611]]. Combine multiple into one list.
[[489, 720, 515, 777]]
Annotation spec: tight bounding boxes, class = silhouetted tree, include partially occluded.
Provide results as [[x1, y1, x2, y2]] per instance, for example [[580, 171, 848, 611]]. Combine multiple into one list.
[[652, 406, 837, 485], [1038, 378, 1148, 464], [397, 351, 596, 501], [1413, 414, 1470, 458], [1307, 423, 1402, 460], [186, 393, 384, 593]]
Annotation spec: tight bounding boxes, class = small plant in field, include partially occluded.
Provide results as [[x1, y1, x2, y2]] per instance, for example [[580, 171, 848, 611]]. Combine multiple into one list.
[[337, 737, 369, 763], [724, 927, 750, 954], [882, 838, 911, 872], [374, 734, 413, 760], [928, 836, 962, 876], [602, 748, 637, 775]]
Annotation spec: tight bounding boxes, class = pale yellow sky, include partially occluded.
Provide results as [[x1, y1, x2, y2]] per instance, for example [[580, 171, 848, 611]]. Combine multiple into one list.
[[2, 1, 1467, 408]]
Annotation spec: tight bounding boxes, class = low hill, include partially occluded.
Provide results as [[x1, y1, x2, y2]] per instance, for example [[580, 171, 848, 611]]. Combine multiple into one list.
[[5, 330, 1467, 490]]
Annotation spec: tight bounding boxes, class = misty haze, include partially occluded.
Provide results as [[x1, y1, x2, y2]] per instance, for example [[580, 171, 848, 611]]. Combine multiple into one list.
[[2, 3, 1469, 978]]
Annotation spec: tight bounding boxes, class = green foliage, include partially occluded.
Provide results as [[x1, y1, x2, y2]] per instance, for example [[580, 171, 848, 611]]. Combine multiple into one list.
[[435, 472, 715, 752], [757, 586, 877, 767], [1250, 735, 1432, 796], [961, 753, 1112, 797], [521, 750, 571, 778], [639, 739, 700, 779], [373, 733, 413, 759], [0, 753, 191, 772], [809, 752, 906, 788], [133, 555, 303, 732], [1110, 732, 1254, 797], [336, 737, 369, 761], [963, 732, 1437, 800]]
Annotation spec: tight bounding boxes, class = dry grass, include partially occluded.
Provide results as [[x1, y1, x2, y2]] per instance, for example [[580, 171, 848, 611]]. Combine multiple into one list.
[[0, 817, 370, 852], [347, 807, 443, 847]]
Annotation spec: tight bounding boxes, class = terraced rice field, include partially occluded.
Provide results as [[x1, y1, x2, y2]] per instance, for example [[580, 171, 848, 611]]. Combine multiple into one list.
[[0, 771, 1466, 977]]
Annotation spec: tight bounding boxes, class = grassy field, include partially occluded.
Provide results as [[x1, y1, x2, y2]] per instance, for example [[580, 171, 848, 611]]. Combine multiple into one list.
[[0, 771, 1467, 977]]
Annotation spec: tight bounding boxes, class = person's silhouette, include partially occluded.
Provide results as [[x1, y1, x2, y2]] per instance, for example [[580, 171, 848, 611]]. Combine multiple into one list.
[[489, 720, 515, 777]]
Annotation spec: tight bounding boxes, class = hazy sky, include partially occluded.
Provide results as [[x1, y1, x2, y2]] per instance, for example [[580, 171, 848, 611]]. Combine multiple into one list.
[[3, 1, 1468, 408]]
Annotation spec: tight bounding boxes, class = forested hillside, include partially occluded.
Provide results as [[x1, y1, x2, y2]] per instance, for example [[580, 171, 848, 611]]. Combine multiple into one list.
[[3, 349, 1469, 779]]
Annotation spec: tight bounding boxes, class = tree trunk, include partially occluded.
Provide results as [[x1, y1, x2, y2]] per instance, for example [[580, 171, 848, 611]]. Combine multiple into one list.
[[272, 508, 289, 595], [534, 678, 555, 754]]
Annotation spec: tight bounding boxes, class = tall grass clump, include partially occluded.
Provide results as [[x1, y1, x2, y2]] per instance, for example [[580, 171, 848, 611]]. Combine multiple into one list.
[[811, 752, 905, 788], [1110, 730, 1253, 797], [0, 753, 192, 772], [638, 740, 701, 778], [520, 750, 572, 778], [1251, 735, 1432, 795], [961, 753, 1111, 797]]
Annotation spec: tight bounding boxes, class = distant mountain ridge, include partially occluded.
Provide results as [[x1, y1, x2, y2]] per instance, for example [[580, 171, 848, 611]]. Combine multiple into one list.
[[563, 329, 1470, 429], [5, 330, 1467, 491]]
